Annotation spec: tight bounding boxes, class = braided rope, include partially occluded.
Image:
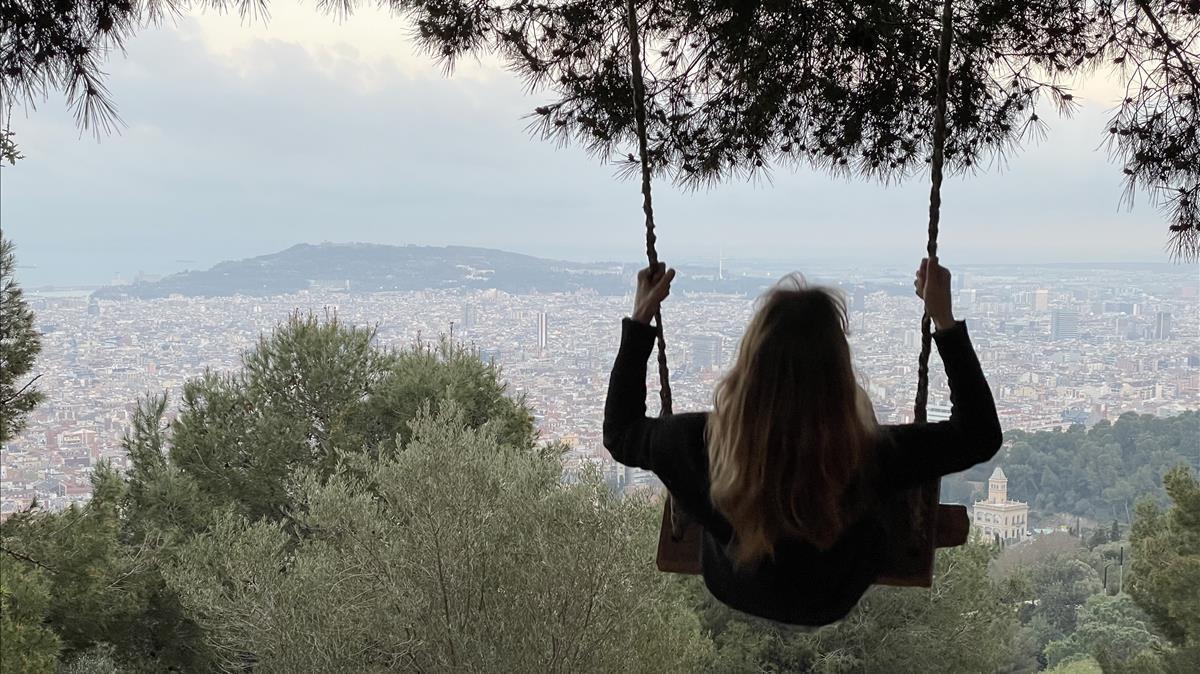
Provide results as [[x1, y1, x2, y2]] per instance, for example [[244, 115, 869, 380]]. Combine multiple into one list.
[[914, 0, 953, 425], [625, 0, 672, 418], [628, 0, 692, 545]]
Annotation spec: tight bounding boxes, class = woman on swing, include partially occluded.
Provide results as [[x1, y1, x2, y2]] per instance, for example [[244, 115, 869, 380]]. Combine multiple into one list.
[[603, 256, 1002, 625]]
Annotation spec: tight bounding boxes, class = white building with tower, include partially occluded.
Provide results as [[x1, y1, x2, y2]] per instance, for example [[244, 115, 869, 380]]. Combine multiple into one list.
[[972, 467, 1029, 543]]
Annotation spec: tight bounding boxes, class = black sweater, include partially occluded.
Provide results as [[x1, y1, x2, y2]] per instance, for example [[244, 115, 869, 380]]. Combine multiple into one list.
[[603, 318, 1003, 625]]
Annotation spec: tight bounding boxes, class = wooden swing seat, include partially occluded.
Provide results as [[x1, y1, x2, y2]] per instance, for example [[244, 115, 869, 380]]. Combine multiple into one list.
[[655, 486, 970, 587]]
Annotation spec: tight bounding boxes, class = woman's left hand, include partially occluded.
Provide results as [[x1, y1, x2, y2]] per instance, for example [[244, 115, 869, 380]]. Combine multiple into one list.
[[632, 262, 676, 324]]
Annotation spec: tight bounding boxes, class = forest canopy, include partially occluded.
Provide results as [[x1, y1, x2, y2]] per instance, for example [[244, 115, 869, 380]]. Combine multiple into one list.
[[944, 411, 1199, 523]]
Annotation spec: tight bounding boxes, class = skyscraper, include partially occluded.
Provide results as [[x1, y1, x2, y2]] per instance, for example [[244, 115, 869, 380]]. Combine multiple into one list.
[[463, 304, 478, 331], [536, 311, 548, 353], [853, 288, 867, 312], [1051, 309, 1079, 340], [1154, 311, 1172, 340], [926, 402, 952, 422], [1034, 289, 1050, 312], [690, 335, 723, 371], [1115, 316, 1130, 339]]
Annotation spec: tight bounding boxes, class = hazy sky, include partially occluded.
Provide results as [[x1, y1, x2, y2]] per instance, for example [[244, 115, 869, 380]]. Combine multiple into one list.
[[1, 5, 1184, 287]]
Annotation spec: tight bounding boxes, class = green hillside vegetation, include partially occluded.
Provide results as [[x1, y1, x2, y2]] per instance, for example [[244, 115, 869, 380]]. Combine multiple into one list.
[[943, 412, 1199, 524], [1123, 465, 1200, 671], [0, 315, 706, 671], [1, 312, 1197, 672]]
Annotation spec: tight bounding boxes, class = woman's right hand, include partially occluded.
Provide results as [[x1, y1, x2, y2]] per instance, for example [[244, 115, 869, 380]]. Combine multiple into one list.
[[632, 262, 675, 325], [914, 256, 956, 330]]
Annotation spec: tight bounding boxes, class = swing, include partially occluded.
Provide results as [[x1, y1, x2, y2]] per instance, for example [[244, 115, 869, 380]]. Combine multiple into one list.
[[624, 0, 970, 587]]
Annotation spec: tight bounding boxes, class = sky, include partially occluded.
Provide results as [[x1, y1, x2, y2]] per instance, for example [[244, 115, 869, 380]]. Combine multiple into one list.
[[0, 4, 1184, 287]]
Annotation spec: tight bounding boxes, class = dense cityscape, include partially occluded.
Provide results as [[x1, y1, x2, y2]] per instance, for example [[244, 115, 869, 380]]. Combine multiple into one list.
[[2, 261, 1196, 521]]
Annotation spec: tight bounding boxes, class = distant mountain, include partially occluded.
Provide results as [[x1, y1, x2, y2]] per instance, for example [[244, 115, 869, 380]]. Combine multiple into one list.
[[89, 243, 936, 300], [91, 243, 648, 299]]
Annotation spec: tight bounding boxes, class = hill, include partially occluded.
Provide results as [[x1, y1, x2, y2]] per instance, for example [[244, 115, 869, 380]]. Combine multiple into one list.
[[89, 242, 796, 299], [91, 238, 936, 296], [91, 243, 636, 298]]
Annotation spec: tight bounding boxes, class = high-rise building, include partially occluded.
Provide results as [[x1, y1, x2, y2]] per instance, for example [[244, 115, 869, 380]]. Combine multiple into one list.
[[926, 402, 952, 422], [951, 271, 971, 292], [1115, 316, 1129, 338], [1051, 309, 1079, 340], [1154, 311, 1172, 340], [536, 311, 548, 353], [462, 304, 478, 331], [853, 288, 867, 312], [1034, 289, 1050, 312], [690, 335, 723, 371]]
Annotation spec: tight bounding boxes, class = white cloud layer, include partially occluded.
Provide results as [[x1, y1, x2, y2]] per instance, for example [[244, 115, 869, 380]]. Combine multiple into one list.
[[1, 7, 1175, 286]]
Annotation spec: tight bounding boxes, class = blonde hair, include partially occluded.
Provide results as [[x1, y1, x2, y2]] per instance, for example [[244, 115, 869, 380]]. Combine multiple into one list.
[[708, 275, 877, 567]]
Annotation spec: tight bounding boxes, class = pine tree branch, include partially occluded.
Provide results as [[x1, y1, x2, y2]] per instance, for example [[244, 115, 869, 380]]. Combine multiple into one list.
[[1134, 0, 1200, 94], [0, 543, 59, 575], [0, 374, 43, 406]]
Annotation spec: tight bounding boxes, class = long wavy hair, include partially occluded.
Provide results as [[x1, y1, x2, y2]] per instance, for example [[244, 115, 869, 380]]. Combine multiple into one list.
[[708, 275, 878, 567]]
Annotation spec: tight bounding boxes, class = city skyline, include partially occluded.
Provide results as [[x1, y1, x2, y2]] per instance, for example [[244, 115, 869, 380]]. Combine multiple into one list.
[[4, 260, 1196, 520]]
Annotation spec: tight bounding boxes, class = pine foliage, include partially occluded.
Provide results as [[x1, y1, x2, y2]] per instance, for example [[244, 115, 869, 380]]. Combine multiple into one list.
[[163, 401, 710, 672], [4, 0, 1199, 254], [0, 234, 44, 444]]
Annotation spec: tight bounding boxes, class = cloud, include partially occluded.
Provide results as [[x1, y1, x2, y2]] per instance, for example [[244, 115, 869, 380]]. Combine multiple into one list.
[[1, 11, 1172, 287]]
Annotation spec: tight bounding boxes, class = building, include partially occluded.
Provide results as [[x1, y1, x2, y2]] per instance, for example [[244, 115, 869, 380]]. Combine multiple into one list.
[[690, 334, 724, 371], [1115, 316, 1130, 338], [463, 304, 478, 331], [972, 467, 1029, 543], [1034, 289, 1050, 311], [926, 402, 952, 422], [536, 311, 548, 353], [1051, 309, 1079, 340], [1155, 311, 1172, 340]]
